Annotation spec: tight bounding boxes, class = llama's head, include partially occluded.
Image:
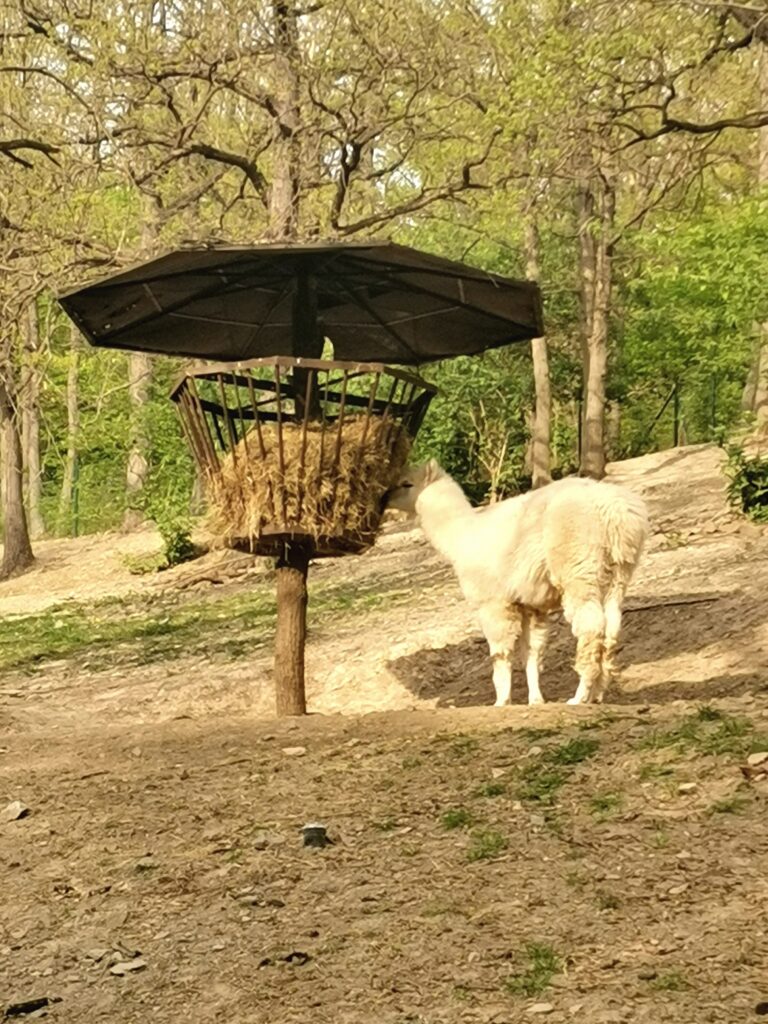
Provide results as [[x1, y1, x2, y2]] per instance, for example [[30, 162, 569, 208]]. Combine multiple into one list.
[[385, 458, 445, 515]]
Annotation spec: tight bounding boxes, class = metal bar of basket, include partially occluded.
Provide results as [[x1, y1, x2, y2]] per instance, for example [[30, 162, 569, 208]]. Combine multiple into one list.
[[170, 357, 436, 399], [176, 385, 210, 479], [185, 377, 220, 473], [217, 374, 239, 454], [274, 362, 288, 525], [295, 369, 314, 523], [232, 371, 251, 459], [246, 370, 276, 522], [328, 368, 349, 515], [340, 371, 380, 535]]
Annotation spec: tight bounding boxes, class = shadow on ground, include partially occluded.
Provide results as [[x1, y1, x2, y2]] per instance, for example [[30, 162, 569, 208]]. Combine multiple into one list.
[[388, 590, 768, 707]]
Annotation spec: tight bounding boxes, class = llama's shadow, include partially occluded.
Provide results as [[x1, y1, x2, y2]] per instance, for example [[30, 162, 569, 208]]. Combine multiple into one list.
[[388, 591, 768, 706]]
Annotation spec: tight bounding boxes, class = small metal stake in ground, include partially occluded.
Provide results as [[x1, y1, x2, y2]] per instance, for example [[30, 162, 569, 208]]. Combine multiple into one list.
[[59, 241, 543, 717]]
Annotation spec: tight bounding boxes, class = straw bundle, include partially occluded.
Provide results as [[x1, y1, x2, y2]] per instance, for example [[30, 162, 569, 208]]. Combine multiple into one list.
[[206, 414, 411, 550]]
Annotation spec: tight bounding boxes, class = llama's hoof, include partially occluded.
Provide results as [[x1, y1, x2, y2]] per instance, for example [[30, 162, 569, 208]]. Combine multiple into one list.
[[529, 695, 546, 706], [567, 696, 587, 706]]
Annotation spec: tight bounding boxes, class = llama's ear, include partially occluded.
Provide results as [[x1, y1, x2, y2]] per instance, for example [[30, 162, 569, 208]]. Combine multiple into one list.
[[424, 458, 441, 484]]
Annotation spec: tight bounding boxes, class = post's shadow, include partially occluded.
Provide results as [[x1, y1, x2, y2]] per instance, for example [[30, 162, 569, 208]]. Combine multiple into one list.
[[387, 592, 768, 706]]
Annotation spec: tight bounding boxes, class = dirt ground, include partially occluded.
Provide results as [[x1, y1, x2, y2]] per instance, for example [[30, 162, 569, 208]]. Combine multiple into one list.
[[2, 443, 768, 1022]]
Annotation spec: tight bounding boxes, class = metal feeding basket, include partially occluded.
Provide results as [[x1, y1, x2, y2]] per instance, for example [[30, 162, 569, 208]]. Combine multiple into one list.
[[171, 356, 436, 558]]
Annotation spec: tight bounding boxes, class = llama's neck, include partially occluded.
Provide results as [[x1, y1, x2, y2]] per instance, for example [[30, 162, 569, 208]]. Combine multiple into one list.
[[416, 475, 475, 563]]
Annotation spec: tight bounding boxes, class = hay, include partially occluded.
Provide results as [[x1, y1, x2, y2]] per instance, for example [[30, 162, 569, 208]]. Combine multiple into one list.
[[206, 414, 411, 550]]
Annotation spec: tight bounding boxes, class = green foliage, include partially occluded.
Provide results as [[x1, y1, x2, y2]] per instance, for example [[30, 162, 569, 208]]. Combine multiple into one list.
[[440, 807, 475, 830], [504, 943, 561, 997], [466, 829, 507, 862], [724, 443, 768, 523], [517, 737, 600, 804], [637, 711, 768, 758]]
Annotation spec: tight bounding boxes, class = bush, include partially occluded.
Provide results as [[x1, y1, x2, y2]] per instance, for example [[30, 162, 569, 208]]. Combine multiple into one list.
[[724, 443, 768, 523]]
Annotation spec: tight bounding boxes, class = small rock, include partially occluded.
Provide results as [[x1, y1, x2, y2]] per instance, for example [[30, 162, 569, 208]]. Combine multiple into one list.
[[3, 801, 30, 823], [211, 942, 226, 952], [527, 1004, 554, 1015], [668, 883, 688, 896], [301, 823, 332, 848], [528, 746, 543, 757], [4, 997, 61, 1017], [677, 782, 697, 794], [529, 814, 546, 828], [747, 751, 768, 768], [638, 969, 657, 980], [491, 767, 506, 780], [282, 950, 311, 966], [84, 948, 110, 962], [281, 746, 306, 757], [109, 958, 147, 976]]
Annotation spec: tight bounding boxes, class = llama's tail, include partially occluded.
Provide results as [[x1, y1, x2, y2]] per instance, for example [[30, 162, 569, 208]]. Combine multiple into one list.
[[600, 483, 650, 575]]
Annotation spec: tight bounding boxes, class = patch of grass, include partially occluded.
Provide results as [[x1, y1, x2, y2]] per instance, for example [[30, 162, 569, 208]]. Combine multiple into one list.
[[648, 970, 689, 992], [401, 756, 423, 770], [547, 737, 600, 765], [0, 577, 413, 673], [517, 736, 600, 805], [466, 829, 507, 862], [589, 791, 623, 818], [122, 551, 167, 575], [652, 829, 670, 848], [505, 943, 561, 998], [637, 711, 768, 759], [475, 781, 507, 798], [517, 768, 567, 804], [448, 734, 481, 758], [708, 795, 750, 815], [452, 985, 472, 1002], [596, 891, 621, 910], [440, 807, 475, 831], [565, 871, 586, 889], [696, 704, 723, 722]]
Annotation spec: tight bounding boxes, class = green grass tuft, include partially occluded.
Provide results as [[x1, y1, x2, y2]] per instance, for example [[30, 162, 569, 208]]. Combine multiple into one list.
[[466, 829, 507, 862], [505, 943, 561, 997]]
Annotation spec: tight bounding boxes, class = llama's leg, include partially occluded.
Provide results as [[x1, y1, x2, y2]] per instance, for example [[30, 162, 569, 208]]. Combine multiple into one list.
[[597, 565, 633, 701], [478, 604, 523, 707], [520, 610, 548, 705], [563, 594, 605, 705]]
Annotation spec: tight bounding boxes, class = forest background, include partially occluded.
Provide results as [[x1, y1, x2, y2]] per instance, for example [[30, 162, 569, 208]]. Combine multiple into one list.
[[1, 0, 767, 577]]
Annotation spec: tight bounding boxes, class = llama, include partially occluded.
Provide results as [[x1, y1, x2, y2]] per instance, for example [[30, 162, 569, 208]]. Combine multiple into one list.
[[386, 461, 649, 705]]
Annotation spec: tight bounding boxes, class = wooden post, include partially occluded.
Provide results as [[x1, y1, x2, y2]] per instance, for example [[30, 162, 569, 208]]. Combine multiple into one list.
[[274, 540, 311, 716]]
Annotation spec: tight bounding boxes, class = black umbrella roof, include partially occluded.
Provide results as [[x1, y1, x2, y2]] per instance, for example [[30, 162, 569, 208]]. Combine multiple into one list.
[[59, 240, 543, 365]]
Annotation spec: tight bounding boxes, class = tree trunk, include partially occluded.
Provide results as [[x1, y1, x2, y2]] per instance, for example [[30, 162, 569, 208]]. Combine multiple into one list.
[[753, 46, 768, 434], [578, 178, 614, 479], [0, 380, 34, 579], [21, 302, 45, 539], [606, 401, 621, 459], [274, 542, 310, 716], [524, 217, 552, 489], [123, 351, 152, 530], [58, 324, 80, 534], [754, 325, 768, 433], [269, 2, 301, 239]]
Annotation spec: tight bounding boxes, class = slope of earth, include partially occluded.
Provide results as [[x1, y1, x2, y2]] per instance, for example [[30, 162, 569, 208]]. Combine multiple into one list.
[[2, 443, 768, 1023], [1, 443, 767, 727]]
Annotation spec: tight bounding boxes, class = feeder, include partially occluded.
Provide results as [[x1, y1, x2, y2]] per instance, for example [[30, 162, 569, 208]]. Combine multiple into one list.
[[170, 356, 434, 714], [59, 241, 543, 716]]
